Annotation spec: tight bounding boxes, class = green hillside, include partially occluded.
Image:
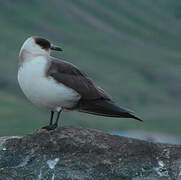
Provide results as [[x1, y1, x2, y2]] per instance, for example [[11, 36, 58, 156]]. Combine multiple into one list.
[[0, 0, 181, 137]]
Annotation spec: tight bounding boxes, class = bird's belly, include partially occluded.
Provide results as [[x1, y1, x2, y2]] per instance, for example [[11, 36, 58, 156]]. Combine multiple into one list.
[[18, 59, 80, 111]]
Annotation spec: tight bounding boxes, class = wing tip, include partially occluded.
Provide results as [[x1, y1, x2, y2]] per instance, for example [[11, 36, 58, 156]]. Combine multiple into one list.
[[130, 113, 143, 122]]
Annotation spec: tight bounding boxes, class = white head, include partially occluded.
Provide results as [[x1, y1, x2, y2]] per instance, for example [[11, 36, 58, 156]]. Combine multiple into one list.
[[19, 36, 62, 59]]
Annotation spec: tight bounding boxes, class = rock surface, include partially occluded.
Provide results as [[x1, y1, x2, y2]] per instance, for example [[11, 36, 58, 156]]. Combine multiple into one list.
[[0, 126, 181, 180]]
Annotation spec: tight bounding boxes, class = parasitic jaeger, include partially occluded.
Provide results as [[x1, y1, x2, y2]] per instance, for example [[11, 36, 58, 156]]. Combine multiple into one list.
[[18, 36, 142, 130]]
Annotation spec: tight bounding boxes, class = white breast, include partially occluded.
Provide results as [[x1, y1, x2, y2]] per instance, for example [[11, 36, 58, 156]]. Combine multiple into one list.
[[18, 57, 80, 111]]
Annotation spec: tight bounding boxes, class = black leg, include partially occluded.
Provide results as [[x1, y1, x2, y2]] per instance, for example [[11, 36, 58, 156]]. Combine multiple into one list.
[[42, 110, 62, 131], [42, 111, 55, 130], [54, 110, 62, 127], [49, 111, 54, 125]]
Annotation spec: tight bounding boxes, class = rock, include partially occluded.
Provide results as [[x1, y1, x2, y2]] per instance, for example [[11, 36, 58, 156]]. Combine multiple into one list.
[[0, 126, 181, 180]]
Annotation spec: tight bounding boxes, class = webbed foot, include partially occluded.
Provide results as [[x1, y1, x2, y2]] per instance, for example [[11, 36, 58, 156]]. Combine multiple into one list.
[[42, 124, 58, 131]]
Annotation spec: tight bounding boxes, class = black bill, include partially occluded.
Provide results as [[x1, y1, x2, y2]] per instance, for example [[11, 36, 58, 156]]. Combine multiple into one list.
[[50, 44, 63, 51]]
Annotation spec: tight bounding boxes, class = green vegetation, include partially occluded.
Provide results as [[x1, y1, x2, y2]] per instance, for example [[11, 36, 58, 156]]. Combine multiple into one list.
[[0, 0, 181, 137]]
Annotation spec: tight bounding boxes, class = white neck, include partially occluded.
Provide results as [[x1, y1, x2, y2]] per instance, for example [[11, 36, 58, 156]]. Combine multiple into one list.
[[19, 49, 49, 67]]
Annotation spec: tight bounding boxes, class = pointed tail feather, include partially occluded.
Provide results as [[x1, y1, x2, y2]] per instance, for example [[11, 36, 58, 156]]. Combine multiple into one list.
[[78, 100, 142, 121]]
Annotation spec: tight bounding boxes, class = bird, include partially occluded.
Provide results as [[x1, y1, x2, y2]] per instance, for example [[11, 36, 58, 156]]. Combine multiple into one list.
[[18, 36, 142, 130]]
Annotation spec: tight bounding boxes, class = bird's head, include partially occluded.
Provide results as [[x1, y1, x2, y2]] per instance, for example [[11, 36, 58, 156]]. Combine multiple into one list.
[[19, 36, 62, 57]]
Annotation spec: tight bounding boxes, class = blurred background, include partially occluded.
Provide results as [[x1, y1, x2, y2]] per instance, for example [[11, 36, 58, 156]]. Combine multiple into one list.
[[0, 0, 181, 143]]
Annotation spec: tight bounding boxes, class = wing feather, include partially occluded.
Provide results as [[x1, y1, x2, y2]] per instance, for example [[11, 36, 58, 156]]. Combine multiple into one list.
[[46, 57, 111, 101]]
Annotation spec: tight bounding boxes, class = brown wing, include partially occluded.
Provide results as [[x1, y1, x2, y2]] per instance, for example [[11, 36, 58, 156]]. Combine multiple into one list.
[[46, 57, 111, 101]]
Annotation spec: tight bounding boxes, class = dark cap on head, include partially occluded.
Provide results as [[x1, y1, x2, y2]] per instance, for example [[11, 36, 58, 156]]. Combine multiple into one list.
[[33, 36, 62, 51], [34, 37, 51, 50]]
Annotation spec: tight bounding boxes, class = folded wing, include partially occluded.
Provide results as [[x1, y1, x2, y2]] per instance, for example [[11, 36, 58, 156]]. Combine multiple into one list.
[[46, 57, 142, 121]]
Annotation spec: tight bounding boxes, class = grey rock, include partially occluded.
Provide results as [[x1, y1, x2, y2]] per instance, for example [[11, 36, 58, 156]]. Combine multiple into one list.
[[0, 126, 180, 180]]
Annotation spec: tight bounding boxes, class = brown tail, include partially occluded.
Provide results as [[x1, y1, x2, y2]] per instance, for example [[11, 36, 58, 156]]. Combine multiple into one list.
[[78, 99, 142, 121]]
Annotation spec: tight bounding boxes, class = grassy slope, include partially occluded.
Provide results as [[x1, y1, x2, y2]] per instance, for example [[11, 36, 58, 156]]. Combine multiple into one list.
[[0, 0, 181, 137]]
